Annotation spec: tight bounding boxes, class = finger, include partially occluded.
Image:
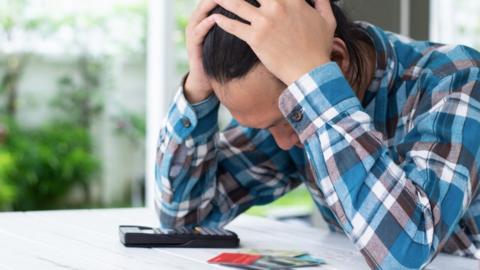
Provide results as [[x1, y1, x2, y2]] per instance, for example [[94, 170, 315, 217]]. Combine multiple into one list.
[[314, 0, 337, 30], [190, 0, 217, 25], [212, 14, 250, 42], [213, 0, 260, 22], [191, 16, 216, 45]]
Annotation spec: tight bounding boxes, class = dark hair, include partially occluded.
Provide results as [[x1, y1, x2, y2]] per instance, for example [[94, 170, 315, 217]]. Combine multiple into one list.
[[202, 0, 369, 85]]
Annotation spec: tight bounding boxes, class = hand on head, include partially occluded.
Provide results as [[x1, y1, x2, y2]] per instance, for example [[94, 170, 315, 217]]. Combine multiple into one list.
[[184, 0, 338, 104], [211, 0, 337, 85], [184, 0, 217, 104]]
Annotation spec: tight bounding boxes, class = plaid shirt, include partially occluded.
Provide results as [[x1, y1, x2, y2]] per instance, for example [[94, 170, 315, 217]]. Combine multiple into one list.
[[155, 22, 480, 269]]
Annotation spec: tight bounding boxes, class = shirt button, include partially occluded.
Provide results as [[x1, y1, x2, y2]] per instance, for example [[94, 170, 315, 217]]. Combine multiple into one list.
[[291, 109, 304, 122], [182, 118, 191, 128]]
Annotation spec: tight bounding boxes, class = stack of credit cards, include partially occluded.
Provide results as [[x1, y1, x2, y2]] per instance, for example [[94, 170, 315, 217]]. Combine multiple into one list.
[[208, 249, 326, 269]]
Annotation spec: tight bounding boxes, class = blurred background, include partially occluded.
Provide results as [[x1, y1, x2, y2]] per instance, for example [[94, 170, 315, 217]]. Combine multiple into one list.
[[0, 0, 479, 226]]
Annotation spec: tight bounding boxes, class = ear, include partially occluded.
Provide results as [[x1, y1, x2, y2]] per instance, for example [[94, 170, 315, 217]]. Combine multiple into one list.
[[330, 37, 350, 75]]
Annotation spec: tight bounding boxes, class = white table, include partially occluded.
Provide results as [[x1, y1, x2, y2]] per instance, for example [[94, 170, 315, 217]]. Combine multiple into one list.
[[0, 208, 476, 270]]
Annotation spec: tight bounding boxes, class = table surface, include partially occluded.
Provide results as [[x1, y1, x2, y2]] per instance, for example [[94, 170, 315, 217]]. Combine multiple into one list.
[[0, 208, 477, 270]]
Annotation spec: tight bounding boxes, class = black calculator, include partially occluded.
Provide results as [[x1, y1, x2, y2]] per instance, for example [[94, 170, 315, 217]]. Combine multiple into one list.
[[119, 225, 240, 248]]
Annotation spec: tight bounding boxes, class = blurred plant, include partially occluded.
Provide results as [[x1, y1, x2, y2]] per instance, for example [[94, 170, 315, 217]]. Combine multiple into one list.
[[0, 0, 58, 118], [0, 147, 16, 210], [0, 0, 147, 210], [111, 110, 146, 207], [1, 0, 147, 118], [174, 0, 195, 74], [2, 121, 99, 210], [49, 56, 106, 204], [112, 110, 146, 146], [0, 58, 104, 210], [52, 57, 105, 129], [0, 56, 27, 117]]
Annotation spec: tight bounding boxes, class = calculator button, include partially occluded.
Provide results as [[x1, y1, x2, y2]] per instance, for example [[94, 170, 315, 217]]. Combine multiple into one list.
[[162, 228, 176, 234], [210, 228, 225, 235], [175, 227, 188, 234], [196, 227, 211, 235], [202, 228, 215, 235]]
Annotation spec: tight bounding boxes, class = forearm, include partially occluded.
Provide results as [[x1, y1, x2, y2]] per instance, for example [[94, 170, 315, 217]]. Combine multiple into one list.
[[280, 62, 479, 269], [155, 87, 222, 229], [155, 87, 301, 229]]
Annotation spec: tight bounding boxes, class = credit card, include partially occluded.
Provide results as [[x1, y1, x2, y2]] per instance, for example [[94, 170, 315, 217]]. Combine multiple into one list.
[[255, 256, 320, 268], [208, 253, 262, 265], [240, 249, 307, 258]]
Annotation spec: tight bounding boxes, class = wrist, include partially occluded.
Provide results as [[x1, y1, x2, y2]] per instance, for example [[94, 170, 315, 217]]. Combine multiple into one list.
[[184, 73, 212, 104], [282, 57, 330, 85], [184, 87, 212, 104]]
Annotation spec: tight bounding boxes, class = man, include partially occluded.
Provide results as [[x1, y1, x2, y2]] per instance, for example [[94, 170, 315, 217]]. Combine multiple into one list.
[[155, 0, 480, 268]]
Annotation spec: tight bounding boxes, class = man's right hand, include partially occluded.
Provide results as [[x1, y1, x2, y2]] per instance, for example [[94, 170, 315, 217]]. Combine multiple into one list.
[[184, 0, 217, 104]]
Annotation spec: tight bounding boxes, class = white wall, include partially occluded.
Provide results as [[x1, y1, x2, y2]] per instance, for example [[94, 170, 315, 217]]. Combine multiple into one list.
[[430, 0, 480, 48]]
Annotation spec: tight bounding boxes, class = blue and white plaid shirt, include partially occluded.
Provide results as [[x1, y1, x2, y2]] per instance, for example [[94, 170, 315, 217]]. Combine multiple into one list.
[[155, 22, 480, 269]]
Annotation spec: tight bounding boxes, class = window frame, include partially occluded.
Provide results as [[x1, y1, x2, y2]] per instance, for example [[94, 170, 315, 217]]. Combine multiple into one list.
[[145, 0, 175, 208]]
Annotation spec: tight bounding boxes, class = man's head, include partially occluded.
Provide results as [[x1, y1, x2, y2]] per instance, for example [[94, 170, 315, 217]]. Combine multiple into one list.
[[202, 0, 368, 150]]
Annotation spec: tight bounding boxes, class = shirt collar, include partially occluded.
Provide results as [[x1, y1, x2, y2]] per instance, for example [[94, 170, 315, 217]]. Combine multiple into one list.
[[356, 21, 398, 108]]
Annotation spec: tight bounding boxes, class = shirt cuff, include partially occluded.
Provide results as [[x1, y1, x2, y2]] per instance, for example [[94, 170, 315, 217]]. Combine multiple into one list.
[[167, 87, 220, 143], [278, 62, 362, 142]]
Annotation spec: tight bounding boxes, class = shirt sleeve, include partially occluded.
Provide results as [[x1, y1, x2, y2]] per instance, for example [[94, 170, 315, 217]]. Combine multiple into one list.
[[278, 62, 480, 269], [155, 85, 301, 229]]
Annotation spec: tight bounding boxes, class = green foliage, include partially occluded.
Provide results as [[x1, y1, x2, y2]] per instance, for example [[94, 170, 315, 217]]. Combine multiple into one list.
[[0, 149, 16, 210], [113, 111, 146, 146], [0, 0, 28, 32], [174, 0, 195, 74], [51, 58, 105, 129], [0, 53, 105, 211], [2, 121, 99, 210], [0, 0, 148, 211], [0, 0, 61, 40]]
